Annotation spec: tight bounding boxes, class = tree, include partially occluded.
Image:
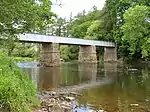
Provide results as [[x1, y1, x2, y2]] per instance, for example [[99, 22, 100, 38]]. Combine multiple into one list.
[[121, 5, 150, 60], [0, 0, 53, 36], [0, 0, 54, 55], [85, 20, 106, 40], [71, 7, 101, 38]]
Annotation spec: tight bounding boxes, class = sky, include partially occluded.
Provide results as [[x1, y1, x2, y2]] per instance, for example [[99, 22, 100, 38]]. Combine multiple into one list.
[[51, 0, 106, 18]]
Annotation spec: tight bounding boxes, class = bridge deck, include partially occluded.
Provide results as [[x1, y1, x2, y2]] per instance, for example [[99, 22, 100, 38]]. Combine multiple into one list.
[[18, 33, 115, 47]]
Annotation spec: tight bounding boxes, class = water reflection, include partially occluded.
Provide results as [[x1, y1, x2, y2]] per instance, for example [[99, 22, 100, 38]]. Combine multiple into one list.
[[18, 62, 150, 111], [78, 64, 97, 82], [20, 63, 107, 91], [104, 62, 118, 78], [38, 67, 60, 91], [78, 67, 150, 112]]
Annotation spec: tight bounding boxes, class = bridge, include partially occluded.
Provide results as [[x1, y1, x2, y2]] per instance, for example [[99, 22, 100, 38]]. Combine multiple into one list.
[[18, 33, 117, 66]]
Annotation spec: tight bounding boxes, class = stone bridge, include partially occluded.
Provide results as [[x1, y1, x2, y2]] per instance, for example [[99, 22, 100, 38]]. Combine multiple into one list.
[[18, 33, 117, 66]]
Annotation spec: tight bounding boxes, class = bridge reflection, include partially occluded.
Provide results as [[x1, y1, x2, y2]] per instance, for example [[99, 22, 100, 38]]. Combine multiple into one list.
[[21, 62, 117, 91]]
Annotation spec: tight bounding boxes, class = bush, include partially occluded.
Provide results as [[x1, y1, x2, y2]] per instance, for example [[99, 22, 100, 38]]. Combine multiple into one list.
[[0, 53, 38, 112]]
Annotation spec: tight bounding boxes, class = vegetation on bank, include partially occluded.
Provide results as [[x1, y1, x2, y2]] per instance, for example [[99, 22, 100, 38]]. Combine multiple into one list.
[[13, 57, 36, 62], [0, 53, 38, 112]]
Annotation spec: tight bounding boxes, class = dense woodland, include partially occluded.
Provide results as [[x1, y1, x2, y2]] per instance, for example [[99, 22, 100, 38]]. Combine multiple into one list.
[[0, 0, 150, 62]]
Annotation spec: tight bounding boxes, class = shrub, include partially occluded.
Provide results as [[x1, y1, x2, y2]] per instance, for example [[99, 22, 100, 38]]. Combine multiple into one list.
[[0, 53, 38, 112]]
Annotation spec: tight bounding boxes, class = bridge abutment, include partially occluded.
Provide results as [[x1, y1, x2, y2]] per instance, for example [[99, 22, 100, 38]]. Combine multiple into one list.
[[78, 45, 97, 63], [40, 43, 60, 67], [104, 47, 117, 62]]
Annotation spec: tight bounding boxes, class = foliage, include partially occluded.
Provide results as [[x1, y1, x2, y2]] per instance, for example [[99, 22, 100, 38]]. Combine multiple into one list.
[[0, 0, 54, 56], [121, 5, 150, 60], [60, 45, 78, 61], [11, 43, 38, 58], [0, 0, 53, 36], [13, 57, 35, 62], [71, 21, 92, 38], [85, 20, 105, 40], [71, 8, 101, 39], [101, 0, 150, 59], [1, 42, 39, 59], [0, 53, 38, 112]]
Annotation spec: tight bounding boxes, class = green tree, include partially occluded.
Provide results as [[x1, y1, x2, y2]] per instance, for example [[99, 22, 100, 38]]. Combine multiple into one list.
[[11, 43, 37, 58], [0, 0, 54, 55], [85, 20, 106, 40], [0, 0, 53, 36], [121, 5, 150, 60], [71, 7, 102, 38]]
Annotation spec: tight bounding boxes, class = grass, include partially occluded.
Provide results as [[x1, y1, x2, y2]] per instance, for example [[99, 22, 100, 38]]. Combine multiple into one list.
[[0, 53, 39, 112]]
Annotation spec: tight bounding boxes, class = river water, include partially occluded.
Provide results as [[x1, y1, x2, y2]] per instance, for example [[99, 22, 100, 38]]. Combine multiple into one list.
[[18, 62, 150, 112]]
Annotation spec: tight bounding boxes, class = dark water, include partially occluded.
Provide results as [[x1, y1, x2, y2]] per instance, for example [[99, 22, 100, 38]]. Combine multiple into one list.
[[18, 62, 150, 112]]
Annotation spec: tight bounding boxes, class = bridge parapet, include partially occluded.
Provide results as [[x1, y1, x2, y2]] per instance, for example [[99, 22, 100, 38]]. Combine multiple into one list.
[[18, 33, 115, 47]]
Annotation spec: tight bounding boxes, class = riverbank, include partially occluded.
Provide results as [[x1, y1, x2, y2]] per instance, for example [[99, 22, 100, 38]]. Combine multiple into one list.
[[12, 57, 36, 62], [33, 78, 113, 112]]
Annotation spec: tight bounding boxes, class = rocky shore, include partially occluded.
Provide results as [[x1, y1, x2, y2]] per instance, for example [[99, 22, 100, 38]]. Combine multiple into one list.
[[33, 90, 106, 112], [32, 79, 113, 112]]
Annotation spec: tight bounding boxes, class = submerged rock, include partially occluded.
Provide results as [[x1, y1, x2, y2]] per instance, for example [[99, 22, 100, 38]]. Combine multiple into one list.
[[36, 90, 104, 112], [65, 96, 75, 101], [130, 104, 139, 106]]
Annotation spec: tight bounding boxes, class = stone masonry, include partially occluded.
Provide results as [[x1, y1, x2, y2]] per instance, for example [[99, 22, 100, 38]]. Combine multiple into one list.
[[78, 45, 97, 63], [104, 47, 117, 62], [40, 43, 60, 67]]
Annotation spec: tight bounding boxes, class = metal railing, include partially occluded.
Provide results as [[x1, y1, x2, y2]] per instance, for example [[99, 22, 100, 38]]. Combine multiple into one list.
[[18, 33, 116, 47]]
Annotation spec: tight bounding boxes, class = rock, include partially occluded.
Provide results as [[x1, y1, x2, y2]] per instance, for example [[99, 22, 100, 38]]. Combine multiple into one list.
[[59, 92, 67, 96], [97, 110, 107, 112], [130, 104, 139, 106], [128, 68, 138, 71], [48, 103, 54, 107], [87, 104, 95, 107], [41, 100, 48, 107], [42, 108, 48, 111], [89, 109, 96, 112], [70, 92, 82, 96], [51, 91, 56, 96], [61, 105, 72, 110], [43, 91, 49, 95], [145, 99, 149, 102], [65, 96, 75, 101], [61, 102, 73, 110]]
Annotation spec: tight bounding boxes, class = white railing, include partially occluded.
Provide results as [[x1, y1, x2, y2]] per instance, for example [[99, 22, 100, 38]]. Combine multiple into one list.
[[18, 33, 115, 47]]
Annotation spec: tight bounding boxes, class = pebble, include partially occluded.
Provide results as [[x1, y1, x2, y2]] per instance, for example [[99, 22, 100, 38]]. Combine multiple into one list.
[[70, 92, 82, 96], [130, 104, 139, 106], [65, 96, 75, 101]]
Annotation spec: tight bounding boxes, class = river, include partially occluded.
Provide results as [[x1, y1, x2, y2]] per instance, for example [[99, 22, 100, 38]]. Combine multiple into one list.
[[18, 62, 150, 112]]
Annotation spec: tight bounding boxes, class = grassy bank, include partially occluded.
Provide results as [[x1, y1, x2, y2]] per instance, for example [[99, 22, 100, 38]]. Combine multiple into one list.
[[0, 53, 39, 112]]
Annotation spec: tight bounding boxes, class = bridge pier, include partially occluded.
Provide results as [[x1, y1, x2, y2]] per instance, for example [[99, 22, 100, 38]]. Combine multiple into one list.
[[78, 45, 97, 63], [104, 47, 117, 62], [40, 43, 60, 67]]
